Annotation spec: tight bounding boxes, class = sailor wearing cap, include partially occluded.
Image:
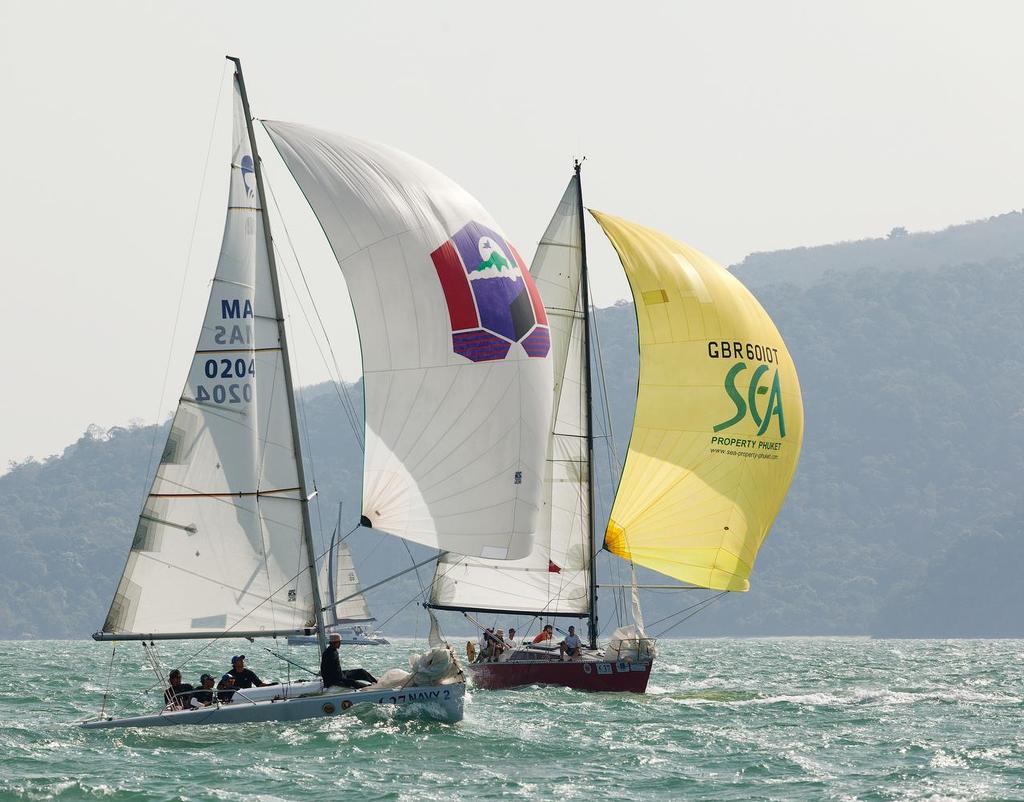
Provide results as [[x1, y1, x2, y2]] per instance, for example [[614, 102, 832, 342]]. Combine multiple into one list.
[[227, 655, 271, 689], [320, 631, 378, 689], [216, 672, 237, 702]]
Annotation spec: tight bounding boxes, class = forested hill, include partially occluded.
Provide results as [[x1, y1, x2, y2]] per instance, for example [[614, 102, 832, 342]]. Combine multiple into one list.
[[734, 209, 1024, 289], [3, 212, 1024, 638]]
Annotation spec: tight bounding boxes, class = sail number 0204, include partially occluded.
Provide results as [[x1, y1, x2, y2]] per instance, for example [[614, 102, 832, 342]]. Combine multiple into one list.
[[196, 358, 255, 405]]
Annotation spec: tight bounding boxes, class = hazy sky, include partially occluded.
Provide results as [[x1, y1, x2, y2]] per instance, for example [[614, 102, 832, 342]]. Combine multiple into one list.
[[2, 1, 1023, 470]]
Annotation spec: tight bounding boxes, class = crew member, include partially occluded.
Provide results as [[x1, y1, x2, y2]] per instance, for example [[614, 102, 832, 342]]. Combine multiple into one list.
[[532, 624, 555, 644], [164, 669, 193, 709], [560, 625, 583, 660], [192, 673, 217, 706], [320, 632, 378, 689], [227, 655, 271, 688]]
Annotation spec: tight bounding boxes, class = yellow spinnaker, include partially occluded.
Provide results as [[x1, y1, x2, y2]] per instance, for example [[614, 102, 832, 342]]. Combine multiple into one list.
[[592, 211, 803, 591]]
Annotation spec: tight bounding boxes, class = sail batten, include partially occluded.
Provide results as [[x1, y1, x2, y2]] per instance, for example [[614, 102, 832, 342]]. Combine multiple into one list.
[[591, 210, 804, 592]]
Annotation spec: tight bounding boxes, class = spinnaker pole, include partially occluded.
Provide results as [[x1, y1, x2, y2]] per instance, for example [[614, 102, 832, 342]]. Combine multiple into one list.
[[227, 55, 328, 654]]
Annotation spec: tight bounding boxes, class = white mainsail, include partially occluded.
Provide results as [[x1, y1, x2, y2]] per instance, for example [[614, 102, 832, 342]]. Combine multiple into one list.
[[100, 79, 317, 637], [429, 176, 591, 615], [264, 123, 553, 561]]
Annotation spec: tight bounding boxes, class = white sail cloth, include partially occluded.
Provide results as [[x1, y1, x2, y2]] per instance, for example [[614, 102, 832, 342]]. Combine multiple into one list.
[[101, 79, 316, 636], [326, 540, 373, 625], [265, 122, 553, 560], [430, 176, 591, 614]]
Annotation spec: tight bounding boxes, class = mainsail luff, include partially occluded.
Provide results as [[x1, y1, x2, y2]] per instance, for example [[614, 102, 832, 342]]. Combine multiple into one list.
[[230, 58, 326, 652]]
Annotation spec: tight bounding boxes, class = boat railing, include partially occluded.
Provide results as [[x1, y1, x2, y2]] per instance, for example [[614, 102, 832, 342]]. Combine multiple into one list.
[[162, 685, 295, 711], [607, 636, 657, 660]]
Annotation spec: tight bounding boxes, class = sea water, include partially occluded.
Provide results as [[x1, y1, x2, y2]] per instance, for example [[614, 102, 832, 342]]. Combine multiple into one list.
[[1, 638, 1022, 800]]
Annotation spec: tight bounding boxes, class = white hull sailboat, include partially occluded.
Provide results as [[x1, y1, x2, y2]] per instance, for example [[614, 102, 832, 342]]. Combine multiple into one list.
[[82, 679, 464, 730], [81, 57, 553, 730]]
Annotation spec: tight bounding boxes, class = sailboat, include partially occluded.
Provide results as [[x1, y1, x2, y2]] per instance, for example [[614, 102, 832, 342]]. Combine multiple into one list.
[[427, 164, 804, 692], [287, 507, 389, 646], [82, 57, 553, 728]]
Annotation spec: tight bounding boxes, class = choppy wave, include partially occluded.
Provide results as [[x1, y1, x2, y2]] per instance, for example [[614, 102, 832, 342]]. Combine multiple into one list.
[[1, 638, 1022, 800]]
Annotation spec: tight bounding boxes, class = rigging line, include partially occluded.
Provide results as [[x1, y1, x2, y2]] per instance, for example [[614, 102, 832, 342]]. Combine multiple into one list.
[[403, 540, 427, 599], [279, 277, 329, 579], [647, 591, 729, 630], [589, 301, 622, 475], [372, 550, 471, 631], [259, 643, 319, 677], [263, 171, 364, 450], [141, 61, 229, 500], [654, 592, 728, 638], [152, 524, 360, 679], [97, 642, 117, 718], [272, 238, 364, 449]]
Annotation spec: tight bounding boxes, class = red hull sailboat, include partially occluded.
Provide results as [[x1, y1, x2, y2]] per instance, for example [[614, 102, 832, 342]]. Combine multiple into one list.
[[470, 651, 652, 693], [426, 161, 804, 694]]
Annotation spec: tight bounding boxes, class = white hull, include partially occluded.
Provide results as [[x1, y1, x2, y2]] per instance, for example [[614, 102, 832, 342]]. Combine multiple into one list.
[[81, 680, 464, 729]]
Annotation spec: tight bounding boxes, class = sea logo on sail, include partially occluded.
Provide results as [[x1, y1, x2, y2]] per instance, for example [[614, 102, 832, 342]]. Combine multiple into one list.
[[240, 155, 255, 198], [713, 362, 786, 437], [431, 221, 550, 362]]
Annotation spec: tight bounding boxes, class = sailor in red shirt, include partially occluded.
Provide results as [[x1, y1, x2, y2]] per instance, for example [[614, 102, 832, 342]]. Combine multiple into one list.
[[531, 624, 554, 644]]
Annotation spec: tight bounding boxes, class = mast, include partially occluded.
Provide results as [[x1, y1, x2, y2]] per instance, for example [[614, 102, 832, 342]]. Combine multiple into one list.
[[575, 159, 599, 650], [227, 56, 328, 654]]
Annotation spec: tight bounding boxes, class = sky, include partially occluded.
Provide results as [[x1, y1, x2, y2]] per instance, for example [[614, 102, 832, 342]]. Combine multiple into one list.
[[2, 1, 1023, 470]]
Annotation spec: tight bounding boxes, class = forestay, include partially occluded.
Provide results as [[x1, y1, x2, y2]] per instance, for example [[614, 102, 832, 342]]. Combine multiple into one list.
[[592, 211, 804, 592], [430, 177, 590, 615], [100, 79, 317, 637], [264, 122, 553, 560]]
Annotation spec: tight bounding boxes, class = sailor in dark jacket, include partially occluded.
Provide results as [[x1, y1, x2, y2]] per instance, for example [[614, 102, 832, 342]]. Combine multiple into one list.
[[227, 655, 271, 688], [163, 669, 193, 709], [321, 632, 378, 688]]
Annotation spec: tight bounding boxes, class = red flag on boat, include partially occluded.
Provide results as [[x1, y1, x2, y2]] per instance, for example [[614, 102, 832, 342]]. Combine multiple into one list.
[[548, 561, 561, 573]]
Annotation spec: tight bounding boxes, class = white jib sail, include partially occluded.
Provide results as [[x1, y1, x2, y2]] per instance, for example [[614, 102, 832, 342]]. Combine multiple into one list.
[[264, 122, 553, 560], [326, 540, 374, 625], [101, 79, 316, 637], [430, 176, 591, 615]]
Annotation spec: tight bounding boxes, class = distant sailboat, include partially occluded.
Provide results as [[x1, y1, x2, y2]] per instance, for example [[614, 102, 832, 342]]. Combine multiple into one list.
[[82, 57, 552, 728], [288, 506, 389, 646], [429, 163, 804, 692]]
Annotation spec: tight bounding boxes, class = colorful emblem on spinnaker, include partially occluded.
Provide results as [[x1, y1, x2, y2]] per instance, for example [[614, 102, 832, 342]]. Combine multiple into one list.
[[431, 222, 550, 362], [240, 155, 255, 197]]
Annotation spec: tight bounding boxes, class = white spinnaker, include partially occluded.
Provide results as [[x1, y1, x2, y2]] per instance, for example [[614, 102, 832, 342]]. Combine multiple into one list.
[[101, 80, 316, 636], [326, 541, 374, 625], [430, 177, 591, 615], [265, 122, 553, 560]]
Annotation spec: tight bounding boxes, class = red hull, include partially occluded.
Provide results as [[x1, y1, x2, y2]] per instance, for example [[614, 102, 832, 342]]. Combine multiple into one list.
[[469, 657, 653, 693]]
